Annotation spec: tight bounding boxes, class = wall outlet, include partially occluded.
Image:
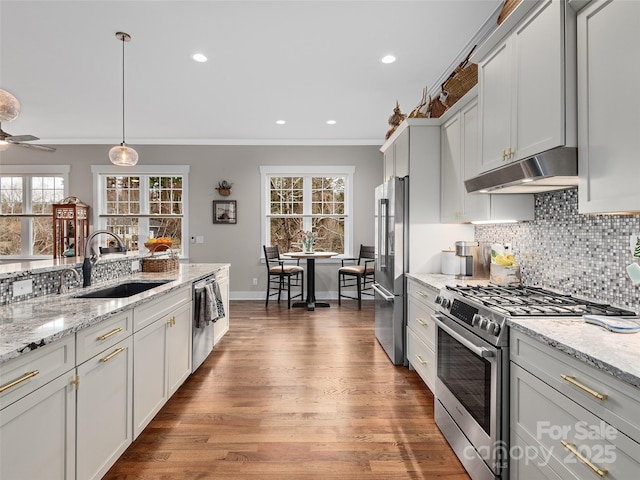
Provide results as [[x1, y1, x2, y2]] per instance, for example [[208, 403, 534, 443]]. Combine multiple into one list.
[[252, 278, 258, 286], [13, 279, 33, 297], [131, 260, 140, 272], [196, 235, 204, 244], [632, 234, 640, 258]]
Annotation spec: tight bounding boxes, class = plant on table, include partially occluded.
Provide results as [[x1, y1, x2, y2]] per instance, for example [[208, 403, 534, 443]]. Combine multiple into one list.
[[298, 230, 317, 253]]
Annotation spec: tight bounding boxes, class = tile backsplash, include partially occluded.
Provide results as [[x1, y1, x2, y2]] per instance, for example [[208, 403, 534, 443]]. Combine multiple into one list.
[[475, 188, 640, 311]]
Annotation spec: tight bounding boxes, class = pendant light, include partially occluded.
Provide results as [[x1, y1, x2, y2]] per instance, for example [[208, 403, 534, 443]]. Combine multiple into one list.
[[0, 89, 20, 122], [109, 31, 138, 166]]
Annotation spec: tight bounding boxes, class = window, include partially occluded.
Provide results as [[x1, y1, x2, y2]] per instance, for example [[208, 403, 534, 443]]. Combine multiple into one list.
[[93, 166, 189, 257], [261, 165, 354, 256], [0, 166, 69, 257]]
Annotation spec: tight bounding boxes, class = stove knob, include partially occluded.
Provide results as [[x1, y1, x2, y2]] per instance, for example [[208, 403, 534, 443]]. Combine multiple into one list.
[[435, 295, 442, 305], [479, 317, 489, 330], [489, 322, 501, 336], [441, 298, 450, 309], [472, 314, 482, 327]]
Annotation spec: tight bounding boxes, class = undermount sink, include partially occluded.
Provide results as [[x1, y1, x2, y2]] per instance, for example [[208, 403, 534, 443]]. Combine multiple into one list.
[[76, 281, 171, 299]]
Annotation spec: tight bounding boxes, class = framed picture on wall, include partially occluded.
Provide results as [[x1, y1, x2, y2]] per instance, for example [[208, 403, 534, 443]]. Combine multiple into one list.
[[213, 200, 237, 224]]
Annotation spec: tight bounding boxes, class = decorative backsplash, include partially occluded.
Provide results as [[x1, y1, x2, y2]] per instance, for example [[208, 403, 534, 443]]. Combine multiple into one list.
[[475, 188, 640, 311], [0, 259, 135, 306]]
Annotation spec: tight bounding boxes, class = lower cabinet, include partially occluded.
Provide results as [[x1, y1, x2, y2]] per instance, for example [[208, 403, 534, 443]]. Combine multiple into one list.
[[76, 335, 134, 480], [406, 278, 438, 392], [133, 286, 192, 438], [510, 329, 640, 479]]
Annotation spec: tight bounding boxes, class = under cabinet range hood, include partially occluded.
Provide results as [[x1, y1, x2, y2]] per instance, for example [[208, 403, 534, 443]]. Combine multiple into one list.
[[465, 147, 578, 194]]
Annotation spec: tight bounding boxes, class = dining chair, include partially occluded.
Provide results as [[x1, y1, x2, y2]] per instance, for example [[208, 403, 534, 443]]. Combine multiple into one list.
[[263, 245, 304, 309], [338, 244, 375, 309]]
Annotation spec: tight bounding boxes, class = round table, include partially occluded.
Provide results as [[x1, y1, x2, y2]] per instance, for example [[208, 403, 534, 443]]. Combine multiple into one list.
[[283, 251, 338, 310]]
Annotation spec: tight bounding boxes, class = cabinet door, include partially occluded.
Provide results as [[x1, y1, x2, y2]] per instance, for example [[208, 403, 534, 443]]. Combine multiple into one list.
[[513, 0, 565, 160], [440, 113, 463, 223], [0, 372, 75, 480], [478, 37, 513, 173], [167, 302, 193, 396], [383, 146, 394, 182], [76, 336, 133, 480], [214, 268, 230, 346], [461, 100, 490, 221], [393, 127, 410, 178], [133, 316, 168, 438], [578, 0, 640, 214]]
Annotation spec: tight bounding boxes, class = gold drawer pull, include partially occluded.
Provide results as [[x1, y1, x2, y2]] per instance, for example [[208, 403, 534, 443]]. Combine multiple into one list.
[[100, 347, 125, 363], [415, 355, 428, 365], [97, 327, 123, 341], [561, 375, 608, 401], [416, 318, 428, 327], [561, 441, 608, 478], [0, 370, 39, 394], [417, 291, 428, 298]]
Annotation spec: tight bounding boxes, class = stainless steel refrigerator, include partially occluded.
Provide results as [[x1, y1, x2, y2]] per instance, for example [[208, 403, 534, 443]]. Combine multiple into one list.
[[373, 176, 408, 366]]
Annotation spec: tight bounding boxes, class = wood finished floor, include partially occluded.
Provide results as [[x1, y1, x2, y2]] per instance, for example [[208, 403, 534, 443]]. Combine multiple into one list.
[[104, 300, 470, 480]]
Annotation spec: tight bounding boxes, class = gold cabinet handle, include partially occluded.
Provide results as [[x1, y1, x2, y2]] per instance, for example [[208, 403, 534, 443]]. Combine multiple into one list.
[[0, 370, 39, 394], [502, 149, 508, 161], [416, 318, 428, 327], [561, 375, 608, 401], [167, 316, 176, 327], [561, 441, 608, 478], [97, 327, 123, 341], [417, 291, 428, 298], [100, 347, 125, 363], [415, 355, 428, 365]]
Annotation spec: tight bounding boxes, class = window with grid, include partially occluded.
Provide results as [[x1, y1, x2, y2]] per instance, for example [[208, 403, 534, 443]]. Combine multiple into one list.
[[93, 166, 188, 257], [0, 166, 69, 257], [261, 166, 354, 256]]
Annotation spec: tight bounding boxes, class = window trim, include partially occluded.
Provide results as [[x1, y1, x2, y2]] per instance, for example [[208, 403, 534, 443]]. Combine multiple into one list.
[[92, 165, 190, 258], [0, 165, 70, 258], [260, 165, 355, 258]]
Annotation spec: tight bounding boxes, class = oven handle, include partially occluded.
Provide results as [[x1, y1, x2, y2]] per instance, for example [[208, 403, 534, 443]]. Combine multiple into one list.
[[432, 314, 495, 358]]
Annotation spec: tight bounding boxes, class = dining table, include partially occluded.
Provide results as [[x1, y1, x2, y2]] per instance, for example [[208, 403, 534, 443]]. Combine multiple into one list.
[[283, 251, 338, 310]]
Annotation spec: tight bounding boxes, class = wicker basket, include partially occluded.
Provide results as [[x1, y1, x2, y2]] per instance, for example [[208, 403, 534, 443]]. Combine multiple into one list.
[[426, 95, 448, 119], [497, 0, 521, 25], [440, 46, 478, 110], [142, 244, 179, 273]]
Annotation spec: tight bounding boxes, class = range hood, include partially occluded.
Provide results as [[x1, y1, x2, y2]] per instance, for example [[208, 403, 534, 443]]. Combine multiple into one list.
[[465, 147, 578, 194]]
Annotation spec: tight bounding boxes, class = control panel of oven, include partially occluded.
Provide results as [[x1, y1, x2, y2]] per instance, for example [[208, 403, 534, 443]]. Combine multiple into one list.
[[436, 293, 504, 338]]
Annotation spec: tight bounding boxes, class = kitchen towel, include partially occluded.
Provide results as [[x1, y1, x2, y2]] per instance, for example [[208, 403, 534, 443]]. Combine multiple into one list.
[[195, 282, 225, 328]]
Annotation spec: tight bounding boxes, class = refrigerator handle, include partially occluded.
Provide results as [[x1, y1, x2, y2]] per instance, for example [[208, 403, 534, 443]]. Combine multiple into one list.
[[372, 283, 394, 301], [378, 198, 388, 268]]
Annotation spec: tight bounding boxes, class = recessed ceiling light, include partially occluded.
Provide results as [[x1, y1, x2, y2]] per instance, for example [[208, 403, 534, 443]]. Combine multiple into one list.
[[192, 53, 207, 63], [276, 120, 286, 125], [381, 55, 396, 64], [326, 120, 336, 125]]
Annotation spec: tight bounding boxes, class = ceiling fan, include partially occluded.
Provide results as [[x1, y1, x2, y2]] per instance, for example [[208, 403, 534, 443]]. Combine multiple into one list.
[[0, 122, 56, 152]]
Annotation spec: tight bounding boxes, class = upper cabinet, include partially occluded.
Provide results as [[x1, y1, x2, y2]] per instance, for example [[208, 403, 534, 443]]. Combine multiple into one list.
[[475, 0, 576, 174], [380, 119, 436, 182], [577, 0, 640, 214], [440, 92, 534, 224]]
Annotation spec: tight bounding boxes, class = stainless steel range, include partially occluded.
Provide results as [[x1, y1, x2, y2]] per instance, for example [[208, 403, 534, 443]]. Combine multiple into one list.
[[432, 285, 637, 480]]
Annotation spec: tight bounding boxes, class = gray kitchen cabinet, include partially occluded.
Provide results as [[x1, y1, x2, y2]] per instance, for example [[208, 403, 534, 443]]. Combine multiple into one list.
[[440, 93, 534, 223], [133, 285, 192, 438], [475, 0, 576, 174], [382, 125, 410, 181], [76, 335, 134, 480], [0, 336, 76, 480], [510, 329, 640, 479], [406, 279, 438, 392], [577, 0, 640, 214]]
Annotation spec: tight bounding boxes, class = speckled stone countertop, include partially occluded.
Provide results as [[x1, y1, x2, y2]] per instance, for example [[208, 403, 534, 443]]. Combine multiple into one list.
[[406, 272, 490, 291], [508, 318, 640, 389], [0, 263, 229, 364]]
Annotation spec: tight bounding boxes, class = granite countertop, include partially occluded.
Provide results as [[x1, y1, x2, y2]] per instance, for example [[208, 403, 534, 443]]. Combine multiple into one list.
[[406, 272, 491, 291], [508, 317, 640, 389], [0, 263, 229, 364]]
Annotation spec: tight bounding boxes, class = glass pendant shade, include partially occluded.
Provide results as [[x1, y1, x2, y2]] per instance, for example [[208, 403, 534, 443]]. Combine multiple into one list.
[[0, 89, 20, 122], [109, 142, 138, 166]]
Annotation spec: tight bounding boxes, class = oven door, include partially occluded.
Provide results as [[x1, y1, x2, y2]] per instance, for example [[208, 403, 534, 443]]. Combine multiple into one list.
[[433, 312, 504, 475]]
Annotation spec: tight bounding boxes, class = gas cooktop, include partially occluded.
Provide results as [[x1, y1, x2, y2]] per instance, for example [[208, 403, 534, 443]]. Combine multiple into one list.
[[445, 285, 637, 318]]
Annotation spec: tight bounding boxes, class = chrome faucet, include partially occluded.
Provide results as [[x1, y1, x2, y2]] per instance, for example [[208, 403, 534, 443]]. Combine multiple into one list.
[[58, 267, 81, 294], [82, 230, 127, 287]]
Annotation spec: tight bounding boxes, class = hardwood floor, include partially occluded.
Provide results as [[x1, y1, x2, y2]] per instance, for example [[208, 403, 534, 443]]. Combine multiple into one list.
[[104, 300, 470, 479]]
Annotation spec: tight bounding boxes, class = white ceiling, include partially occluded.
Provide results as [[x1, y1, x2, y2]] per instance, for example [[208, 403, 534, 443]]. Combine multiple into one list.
[[0, 0, 502, 147]]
